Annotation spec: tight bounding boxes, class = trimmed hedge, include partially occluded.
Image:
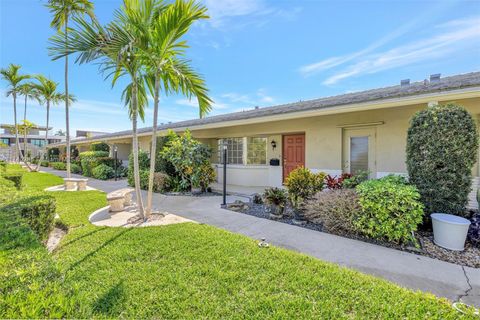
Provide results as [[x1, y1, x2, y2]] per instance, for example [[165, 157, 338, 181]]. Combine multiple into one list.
[[51, 162, 66, 170], [92, 164, 115, 180], [406, 103, 479, 217], [2, 172, 24, 190], [70, 163, 82, 174], [16, 195, 56, 241], [355, 177, 424, 245]]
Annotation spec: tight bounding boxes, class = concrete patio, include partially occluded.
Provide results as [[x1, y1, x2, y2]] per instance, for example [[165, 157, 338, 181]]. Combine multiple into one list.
[[43, 167, 480, 307]]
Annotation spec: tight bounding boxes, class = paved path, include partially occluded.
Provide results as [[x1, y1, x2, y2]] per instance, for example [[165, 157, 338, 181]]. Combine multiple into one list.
[[43, 167, 479, 307]]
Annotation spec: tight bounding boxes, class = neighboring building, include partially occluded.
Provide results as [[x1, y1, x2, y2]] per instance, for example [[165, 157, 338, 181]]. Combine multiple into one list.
[[49, 72, 480, 207], [0, 124, 65, 160]]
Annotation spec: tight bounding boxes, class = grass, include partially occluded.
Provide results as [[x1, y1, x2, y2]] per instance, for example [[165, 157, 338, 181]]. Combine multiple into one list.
[[0, 169, 476, 318]]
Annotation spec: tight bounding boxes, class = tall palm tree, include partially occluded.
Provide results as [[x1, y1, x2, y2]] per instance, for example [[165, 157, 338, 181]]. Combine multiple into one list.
[[18, 82, 40, 165], [139, 0, 212, 217], [0, 64, 30, 162], [46, 0, 94, 178], [33, 75, 74, 169], [49, 0, 155, 218]]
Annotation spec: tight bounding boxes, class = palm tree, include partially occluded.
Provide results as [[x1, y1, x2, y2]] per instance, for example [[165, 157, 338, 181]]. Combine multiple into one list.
[[0, 64, 30, 162], [33, 75, 75, 169], [46, 0, 94, 178], [139, 0, 212, 217], [18, 83, 40, 165], [49, 0, 156, 218]]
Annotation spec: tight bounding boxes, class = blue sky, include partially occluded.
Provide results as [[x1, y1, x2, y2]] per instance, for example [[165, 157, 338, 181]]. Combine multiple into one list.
[[1, 0, 479, 134]]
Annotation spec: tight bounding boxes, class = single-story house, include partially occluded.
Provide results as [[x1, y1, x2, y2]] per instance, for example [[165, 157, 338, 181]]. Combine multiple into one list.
[[49, 72, 480, 208]]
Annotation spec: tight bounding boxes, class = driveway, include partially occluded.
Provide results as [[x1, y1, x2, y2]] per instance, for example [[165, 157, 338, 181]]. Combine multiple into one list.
[[43, 167, 480, 307]]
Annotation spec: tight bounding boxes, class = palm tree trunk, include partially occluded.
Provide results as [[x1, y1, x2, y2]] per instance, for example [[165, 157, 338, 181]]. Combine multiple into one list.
[[12, 93, 21, 162], [22, 95, 31, 170], [131, 80, 145, 219], [65, 16, 71, 178], [146, 74, 160, 217]]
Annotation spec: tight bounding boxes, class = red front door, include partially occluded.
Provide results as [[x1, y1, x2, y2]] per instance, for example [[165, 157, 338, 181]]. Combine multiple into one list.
[[283, 134, 305, 182]]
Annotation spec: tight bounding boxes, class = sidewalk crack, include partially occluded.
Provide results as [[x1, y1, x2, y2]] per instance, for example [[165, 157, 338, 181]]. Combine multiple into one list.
[[456, 266, 473, 302]]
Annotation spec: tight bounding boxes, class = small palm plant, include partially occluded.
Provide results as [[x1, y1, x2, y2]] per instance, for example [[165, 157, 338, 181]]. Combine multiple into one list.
[[263, 187, 287, 219]]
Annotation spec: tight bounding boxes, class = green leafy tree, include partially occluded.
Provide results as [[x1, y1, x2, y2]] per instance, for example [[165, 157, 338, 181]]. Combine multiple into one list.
[[0, 64, 31, 162], [46, 0, 95, 178]]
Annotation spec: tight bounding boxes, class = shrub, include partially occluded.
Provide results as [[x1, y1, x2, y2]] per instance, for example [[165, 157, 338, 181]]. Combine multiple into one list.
[[192, 163, 216, 191], [467, 213, 480, 248], [127, 150, 150, 186], [160, 130, 213, 190], [153, 172, 170, 192], [79, 151, 109, 158], [139, 169, 150, 190], [406, 103, 478, 217], [285, 167, 326, 208], [342, 170, 369, 189], [263, 187, 287, 207], [16, 195, 56, 241], [70, 163, 82, 174], [155, 136, 177, 176], [90, 142, 110, 152], [379, 174, 408, 185], [0, 176, 19, 204], [2, 172, 23, 190], [355, 178, 424, 245], [51, 162, 66, 170], [304, 189, 361, 234], [96, 157, 121, 169], [40, 160, 49, 167], [0, 160, 6, 172], [92, 164, 115, 180]]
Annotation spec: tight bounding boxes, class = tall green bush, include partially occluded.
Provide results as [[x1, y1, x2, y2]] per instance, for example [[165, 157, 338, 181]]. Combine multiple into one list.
[[90, 142, 110, 152], [128, 150, 150, 187], [160, 130, 213, 191], [155, 136, 177, 176], [355, 178, 424, 245], [406, 103, 478, 217], [285, 167, 326, 209]]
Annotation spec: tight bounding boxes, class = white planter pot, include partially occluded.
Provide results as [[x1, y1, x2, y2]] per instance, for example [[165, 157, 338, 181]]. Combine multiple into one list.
[[431, 213, 471, 251]]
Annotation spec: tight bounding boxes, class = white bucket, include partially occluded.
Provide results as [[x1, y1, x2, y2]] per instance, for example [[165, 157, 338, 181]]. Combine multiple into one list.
[[431, 213, 471, 251]]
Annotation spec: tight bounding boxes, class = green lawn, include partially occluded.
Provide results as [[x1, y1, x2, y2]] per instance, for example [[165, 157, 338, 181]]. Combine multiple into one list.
[[1, 171, 475, 318]]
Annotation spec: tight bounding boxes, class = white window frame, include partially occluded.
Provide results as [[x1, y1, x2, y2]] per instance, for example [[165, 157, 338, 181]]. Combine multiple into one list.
[[217, 136, 268, 165]]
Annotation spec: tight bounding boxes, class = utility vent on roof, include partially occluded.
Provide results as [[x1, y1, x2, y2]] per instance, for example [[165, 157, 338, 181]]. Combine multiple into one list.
[[401, 79, 410, 86], [430, 73, 441, 82], [255, 106, 259, 109]]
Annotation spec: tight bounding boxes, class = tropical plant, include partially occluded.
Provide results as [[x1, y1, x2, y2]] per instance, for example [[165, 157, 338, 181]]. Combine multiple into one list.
[[46, 0, 95, 179], [406, 103, 479, 219], [90, 142, 110, 152], [285, 167, 326, 209], [18, 82, 40, 164], [16, 120, 36, 163], [92, 164, 115, 180], [33, 75, 74, 169], [49, 0, 154, 219], [0, 64, 31, 162], [263, 187, 287, 207], [355, 177, 424, 245], [161, 130, 213, 191], [138, 0, 212, 217]]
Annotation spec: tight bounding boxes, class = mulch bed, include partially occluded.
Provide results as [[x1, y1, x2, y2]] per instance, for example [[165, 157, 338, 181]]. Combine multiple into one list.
[[161, 191, 222, 197], [229, 202, 480, 268]]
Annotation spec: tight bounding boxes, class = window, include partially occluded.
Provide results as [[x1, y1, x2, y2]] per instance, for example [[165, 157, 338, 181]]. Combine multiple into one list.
[[218, 138, 243, 164], [247, 137, 267, 164], [350, 136, 368, 174], [30, 139, 46, 147], [217, 137, 268, 165]]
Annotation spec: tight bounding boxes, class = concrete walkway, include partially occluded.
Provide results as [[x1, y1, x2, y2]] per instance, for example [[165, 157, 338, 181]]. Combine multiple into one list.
[[42, 167, 479, 307]]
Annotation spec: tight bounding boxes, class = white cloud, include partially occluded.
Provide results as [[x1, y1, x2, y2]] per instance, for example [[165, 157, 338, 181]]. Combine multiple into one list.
[[322, 16, 480, 85]]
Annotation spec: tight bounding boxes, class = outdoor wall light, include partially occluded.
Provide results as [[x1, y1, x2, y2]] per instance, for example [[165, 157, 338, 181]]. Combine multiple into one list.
[[271, 140, 277, 150]]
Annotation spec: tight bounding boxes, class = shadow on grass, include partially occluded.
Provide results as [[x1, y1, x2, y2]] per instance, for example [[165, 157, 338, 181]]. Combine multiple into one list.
[[66, 228, 133, 272], [93, 280, 126, 316], [59, 226, 109, 249]]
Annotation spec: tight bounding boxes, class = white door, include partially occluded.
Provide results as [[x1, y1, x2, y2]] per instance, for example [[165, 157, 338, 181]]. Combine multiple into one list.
[[343, 128, 376, 178]]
